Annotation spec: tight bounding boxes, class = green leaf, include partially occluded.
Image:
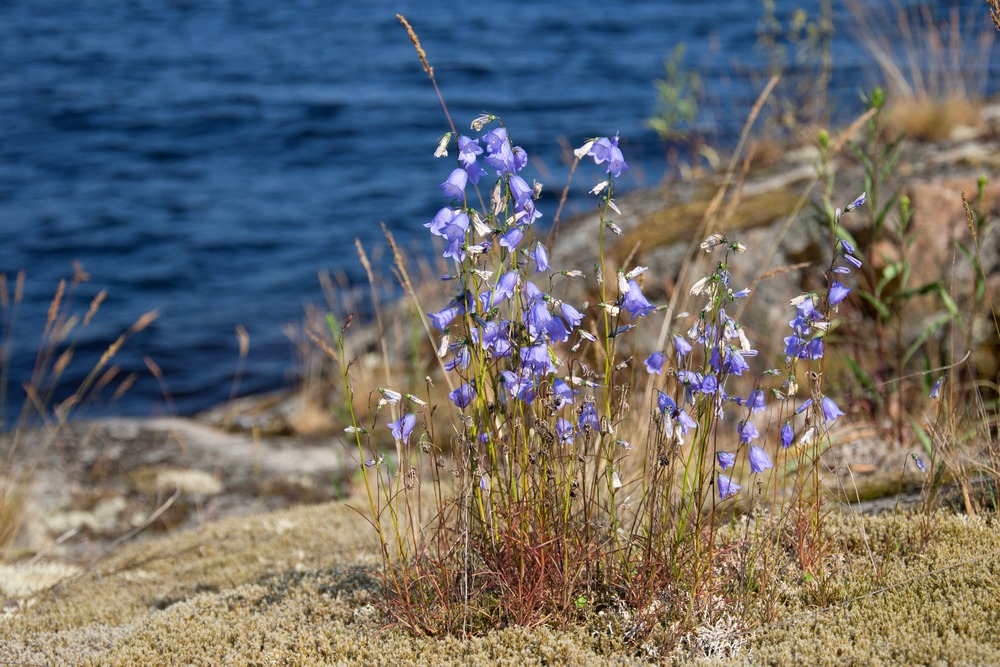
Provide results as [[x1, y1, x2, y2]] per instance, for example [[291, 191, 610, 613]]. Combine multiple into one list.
[[901, 312, 953, 367], [858, 291, 891, 319], [911, 420, 932, 454], [844, 357, 877, 395]]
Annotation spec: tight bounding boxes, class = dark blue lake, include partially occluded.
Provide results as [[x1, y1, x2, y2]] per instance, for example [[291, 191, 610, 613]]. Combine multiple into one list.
[[0, 0, 994, 420]]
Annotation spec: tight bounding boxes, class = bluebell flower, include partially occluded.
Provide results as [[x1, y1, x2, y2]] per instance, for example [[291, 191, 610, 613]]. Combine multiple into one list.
[[748, 388, 766, 413], [556, 417, 575, 444], [587, 135, 629, 177], [579, 400, 600, 432], [738, 419, 759, 444], [449, 382, 476, 409], [676, 370, 703, 404], [457, 135, 482, 166], [500, 370, 532, 401], [443, 346, 471, 372], [806, 337, 824, 360], [845, 192, 866, 212], [388, 413, 416, 445], [820, 396, 844, 421], [717, 451, 736, 470], [621, 280, 655, 318], [559, 302, 584, 330], [718, 473, 741, 500], [552, 378, 577, 409], [645, 351, 666, 375], [844, 254, 863, 269], [532, 242, 550, 272], [509, 174, 533, 207], [700, 374, 719, 395], [930, 377, 945, 399], [521, 341, 556, 376], [781, 420, 794, 448], [657, 391, 676, 414], [429, 305, 460, 330], [675, 408, 697, 435], [496, 270, 519, 301], [440, 168, 468, 200], [426, 207, 458, 236], [749, 445, 773, 473], [500, 226, 524, 249], [912, 453, 927, 473], [828, 281, 851, 306], [674, 335, 693, 359], [841, 239, 856, 255], [725, 349, 751, 376]]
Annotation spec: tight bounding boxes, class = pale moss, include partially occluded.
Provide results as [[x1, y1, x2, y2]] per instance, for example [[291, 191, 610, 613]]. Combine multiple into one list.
[[1, 500, 998, 665]]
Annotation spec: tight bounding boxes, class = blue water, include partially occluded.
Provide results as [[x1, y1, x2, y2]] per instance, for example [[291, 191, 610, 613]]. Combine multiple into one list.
[[0, 0, 994, 419]]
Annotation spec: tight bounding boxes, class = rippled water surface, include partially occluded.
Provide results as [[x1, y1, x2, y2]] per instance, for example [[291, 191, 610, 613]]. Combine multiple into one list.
[[0, 0, 993, 417]]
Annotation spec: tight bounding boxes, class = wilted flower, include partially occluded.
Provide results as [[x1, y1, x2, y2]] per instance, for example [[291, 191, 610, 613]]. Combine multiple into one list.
[[718, 473, 741, 500], [748, 445, 773, 474], [611, 470, 623, 490], [378, 388, 402, 405], [700, 233, 725, 252]]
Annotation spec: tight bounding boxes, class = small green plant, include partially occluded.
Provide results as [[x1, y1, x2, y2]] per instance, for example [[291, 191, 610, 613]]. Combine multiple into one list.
[[647, 43, 702, 145], [323, 16, 875, 651]]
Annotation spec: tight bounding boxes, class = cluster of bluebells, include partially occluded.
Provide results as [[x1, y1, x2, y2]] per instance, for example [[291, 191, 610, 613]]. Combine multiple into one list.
[[376, 116, 645, 480], [640, 194, 865, 502]]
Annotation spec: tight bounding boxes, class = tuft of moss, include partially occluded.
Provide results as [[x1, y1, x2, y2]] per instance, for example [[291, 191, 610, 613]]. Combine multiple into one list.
[[1, 501, 999, 665]]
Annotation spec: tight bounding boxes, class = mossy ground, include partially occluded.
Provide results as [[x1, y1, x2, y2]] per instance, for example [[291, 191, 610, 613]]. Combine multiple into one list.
[[1, 496, 998, 665]]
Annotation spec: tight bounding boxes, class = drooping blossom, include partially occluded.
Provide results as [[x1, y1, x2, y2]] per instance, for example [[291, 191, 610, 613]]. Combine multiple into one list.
[[449, 382, 476, 409], [781, 421, 794, 448], [748, 445, 773, 474], [388, 414, 416, 445], [645, 352, 666, 375], [440, 168, 468, 199], [717, 452, 736, 470], [621, 280, 655, 318], [586, 135, 629, 177], [718, 474, 741, 500]]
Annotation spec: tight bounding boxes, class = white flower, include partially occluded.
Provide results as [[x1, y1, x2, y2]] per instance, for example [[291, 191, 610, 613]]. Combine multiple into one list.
[[574, 139, 596, 159], [626, 266, 649, 279], [434, 133, 450, 158], [690, 276, 711, 296]]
